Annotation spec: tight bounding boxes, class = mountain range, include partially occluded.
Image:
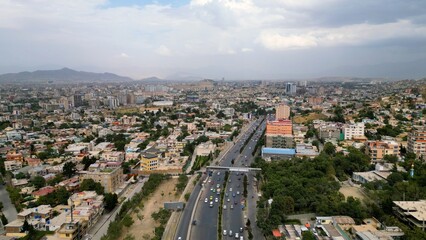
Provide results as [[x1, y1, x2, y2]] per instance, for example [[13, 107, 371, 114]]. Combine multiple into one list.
[[0, 68, 134, 84]]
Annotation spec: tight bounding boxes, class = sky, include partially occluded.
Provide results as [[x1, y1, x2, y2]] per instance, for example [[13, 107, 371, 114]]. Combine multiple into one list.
[[1, 0, 426, 80]]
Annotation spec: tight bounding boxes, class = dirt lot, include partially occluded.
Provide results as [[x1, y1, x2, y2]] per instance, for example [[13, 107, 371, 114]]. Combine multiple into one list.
[[121, 178, 179, 240], [339, 185, 366, 202], [293, 113, 328, 124]]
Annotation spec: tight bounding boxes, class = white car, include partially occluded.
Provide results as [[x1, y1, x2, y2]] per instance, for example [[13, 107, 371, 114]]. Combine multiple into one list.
[[204, 198, 208, 203], [215, 197, 219, 203], [227, 198, 230, 202], [223, 230, 227, 236], [229, 188, 233, 192], [223, 205, 227, 209], [237, 191, 240, 195]]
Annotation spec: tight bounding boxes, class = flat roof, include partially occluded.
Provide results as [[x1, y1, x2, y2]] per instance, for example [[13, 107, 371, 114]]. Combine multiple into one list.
[[262, 147, 296, 155]]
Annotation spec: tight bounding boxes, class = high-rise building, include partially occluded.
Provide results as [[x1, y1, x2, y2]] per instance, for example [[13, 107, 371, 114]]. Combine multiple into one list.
[[407, 128, 426, 159], [276, 104, 290, 120], [285, 83, 297, 95], [73, 93, 84, 107]]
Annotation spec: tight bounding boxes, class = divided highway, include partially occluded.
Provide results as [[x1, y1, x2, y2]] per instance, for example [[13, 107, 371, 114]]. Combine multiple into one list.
[[175, 118, 264, 240]]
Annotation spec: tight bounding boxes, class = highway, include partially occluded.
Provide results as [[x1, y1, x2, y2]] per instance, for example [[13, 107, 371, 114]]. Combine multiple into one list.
[[175, 118, 263, 240], [222, 119, 266, 240], [192, 118, 264, 240]]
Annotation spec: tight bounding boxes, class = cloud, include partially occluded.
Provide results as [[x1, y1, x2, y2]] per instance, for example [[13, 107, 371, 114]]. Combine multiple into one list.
[[156, 45, 172, 56], [0, 0, 426, 78]]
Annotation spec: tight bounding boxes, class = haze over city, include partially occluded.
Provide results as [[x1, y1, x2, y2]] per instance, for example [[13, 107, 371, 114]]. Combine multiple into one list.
[[1, 0, 426, 79]]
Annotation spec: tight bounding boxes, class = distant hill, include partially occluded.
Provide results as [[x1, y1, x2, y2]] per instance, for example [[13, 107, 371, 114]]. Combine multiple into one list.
[[0, 68, 134, 84]]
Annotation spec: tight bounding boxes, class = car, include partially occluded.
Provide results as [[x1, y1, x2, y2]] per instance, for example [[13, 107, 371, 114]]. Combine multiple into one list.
[[235, 233, 239, 239], [240, 236, 244, 240], [204, 198, 208, 203], [192, 220, 197, 225], [237, 191, 240, 195], [231, 204, 234, 209], [239, 227, 243, 232], [212, 189, 216, 193], [233, 193, 236, 197], [216, 184, 220, 188], [217, 172, 221, 175], [227, 198, 230, 202], [223, 230, 227, 236], [210, 196, 213, 200], [209, 201, 213, 207], [237, 184, 240, 188], [178, 237, 182, 240], [210, 188, 213, 191], [228, 179, 231, 183], [229, 188, 233, 192], [223, 205, 227, 209], [225, 192, 229, 197], [229, 230, 233, 236], [215, 197, 219, 203], [234, 200, 238, 205]]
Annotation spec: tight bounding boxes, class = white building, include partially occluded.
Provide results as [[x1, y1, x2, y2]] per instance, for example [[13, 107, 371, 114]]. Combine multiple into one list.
[[344, 123, 365, 140]]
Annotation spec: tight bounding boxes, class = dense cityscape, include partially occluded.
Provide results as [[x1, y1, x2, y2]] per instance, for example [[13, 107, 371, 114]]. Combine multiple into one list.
[[0, 77, 425, 240]]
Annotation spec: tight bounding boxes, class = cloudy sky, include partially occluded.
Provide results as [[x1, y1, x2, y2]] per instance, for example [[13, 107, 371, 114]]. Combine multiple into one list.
[[1, 0, 426, 80]]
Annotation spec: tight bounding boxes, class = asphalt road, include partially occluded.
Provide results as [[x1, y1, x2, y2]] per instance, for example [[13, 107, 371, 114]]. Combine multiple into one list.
[[222, 119, 266, 240], [190, 118, 264, 240], [0, 184, 18, 222], [175, 118, 262, 240]]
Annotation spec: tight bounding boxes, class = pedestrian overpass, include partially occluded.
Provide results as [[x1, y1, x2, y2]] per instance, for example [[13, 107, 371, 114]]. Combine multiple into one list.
[[205, 166, 262, 173]]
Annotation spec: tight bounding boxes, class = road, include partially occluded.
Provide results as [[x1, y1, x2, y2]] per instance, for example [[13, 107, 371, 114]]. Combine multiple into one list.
[[191, 120, 261, 240], [0, 184, 18, 222], [175, 118, 262, 240], [222, 119, 265, 240], [88, 178, 148, 240]]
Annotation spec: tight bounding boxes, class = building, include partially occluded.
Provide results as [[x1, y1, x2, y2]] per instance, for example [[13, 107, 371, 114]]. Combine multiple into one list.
[[286, 83, 297, 95], [295, 143, 319, 158], [53, 220, 88, 240], [275, 104, 290, 120], [4, 160, 23, 171], [266, 120, 293, 135], [261, 147, 296, 160], [140, 152, 159, 172], [393, 200, 426, 231], [4, 219, 25, 238], [80, 164, 124, 194], [344, 123, 365, 140], [407, 128, 426, 159], [365, 140, 399, 162], [265, 134, 294, 148], [73, 94, 84, 108]]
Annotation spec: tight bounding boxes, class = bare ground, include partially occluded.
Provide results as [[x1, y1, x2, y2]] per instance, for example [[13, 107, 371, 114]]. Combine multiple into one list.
[[339, 185, 366, 202], [120, 178, 179, 240]]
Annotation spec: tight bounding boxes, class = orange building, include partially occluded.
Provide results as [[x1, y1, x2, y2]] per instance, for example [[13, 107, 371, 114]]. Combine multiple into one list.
[[365, 140, 399, 162], [266, 120, 293, 135]]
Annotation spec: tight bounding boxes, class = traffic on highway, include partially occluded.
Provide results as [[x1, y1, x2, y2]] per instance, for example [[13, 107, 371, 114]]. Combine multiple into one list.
[[175, 117, 265, 240]]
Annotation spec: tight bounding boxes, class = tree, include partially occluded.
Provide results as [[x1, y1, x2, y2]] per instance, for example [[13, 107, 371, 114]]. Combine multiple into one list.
[[0, 202, 3, 211], [104, 193, 118, 212], [62, 162, 77, 178], [0, 214, 8, 225], [32, 176, 46, 189], [387, 172, 404, 186], [383, 155, 398, 164], [324, 142, 336, 155], [80, 179, 105, 195], [302, 231, 316, 240], [81, 156, 97, 170], [122, 215, 134, 227]]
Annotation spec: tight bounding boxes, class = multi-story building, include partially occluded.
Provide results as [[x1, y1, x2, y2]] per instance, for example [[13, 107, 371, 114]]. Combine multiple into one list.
[[140, 152, 159, 172], [80, 163, 124, 194], [265, 134, 294, 148], [393, 200, 426, 231], [407, 128, 426, 159], [344, 123, 365, 140], [365, 140, 400, 162], [285, 83, 297, 95], [275, 104, 290, 120], [4, 160, 23, 171], [266, 120, 293, 135]]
